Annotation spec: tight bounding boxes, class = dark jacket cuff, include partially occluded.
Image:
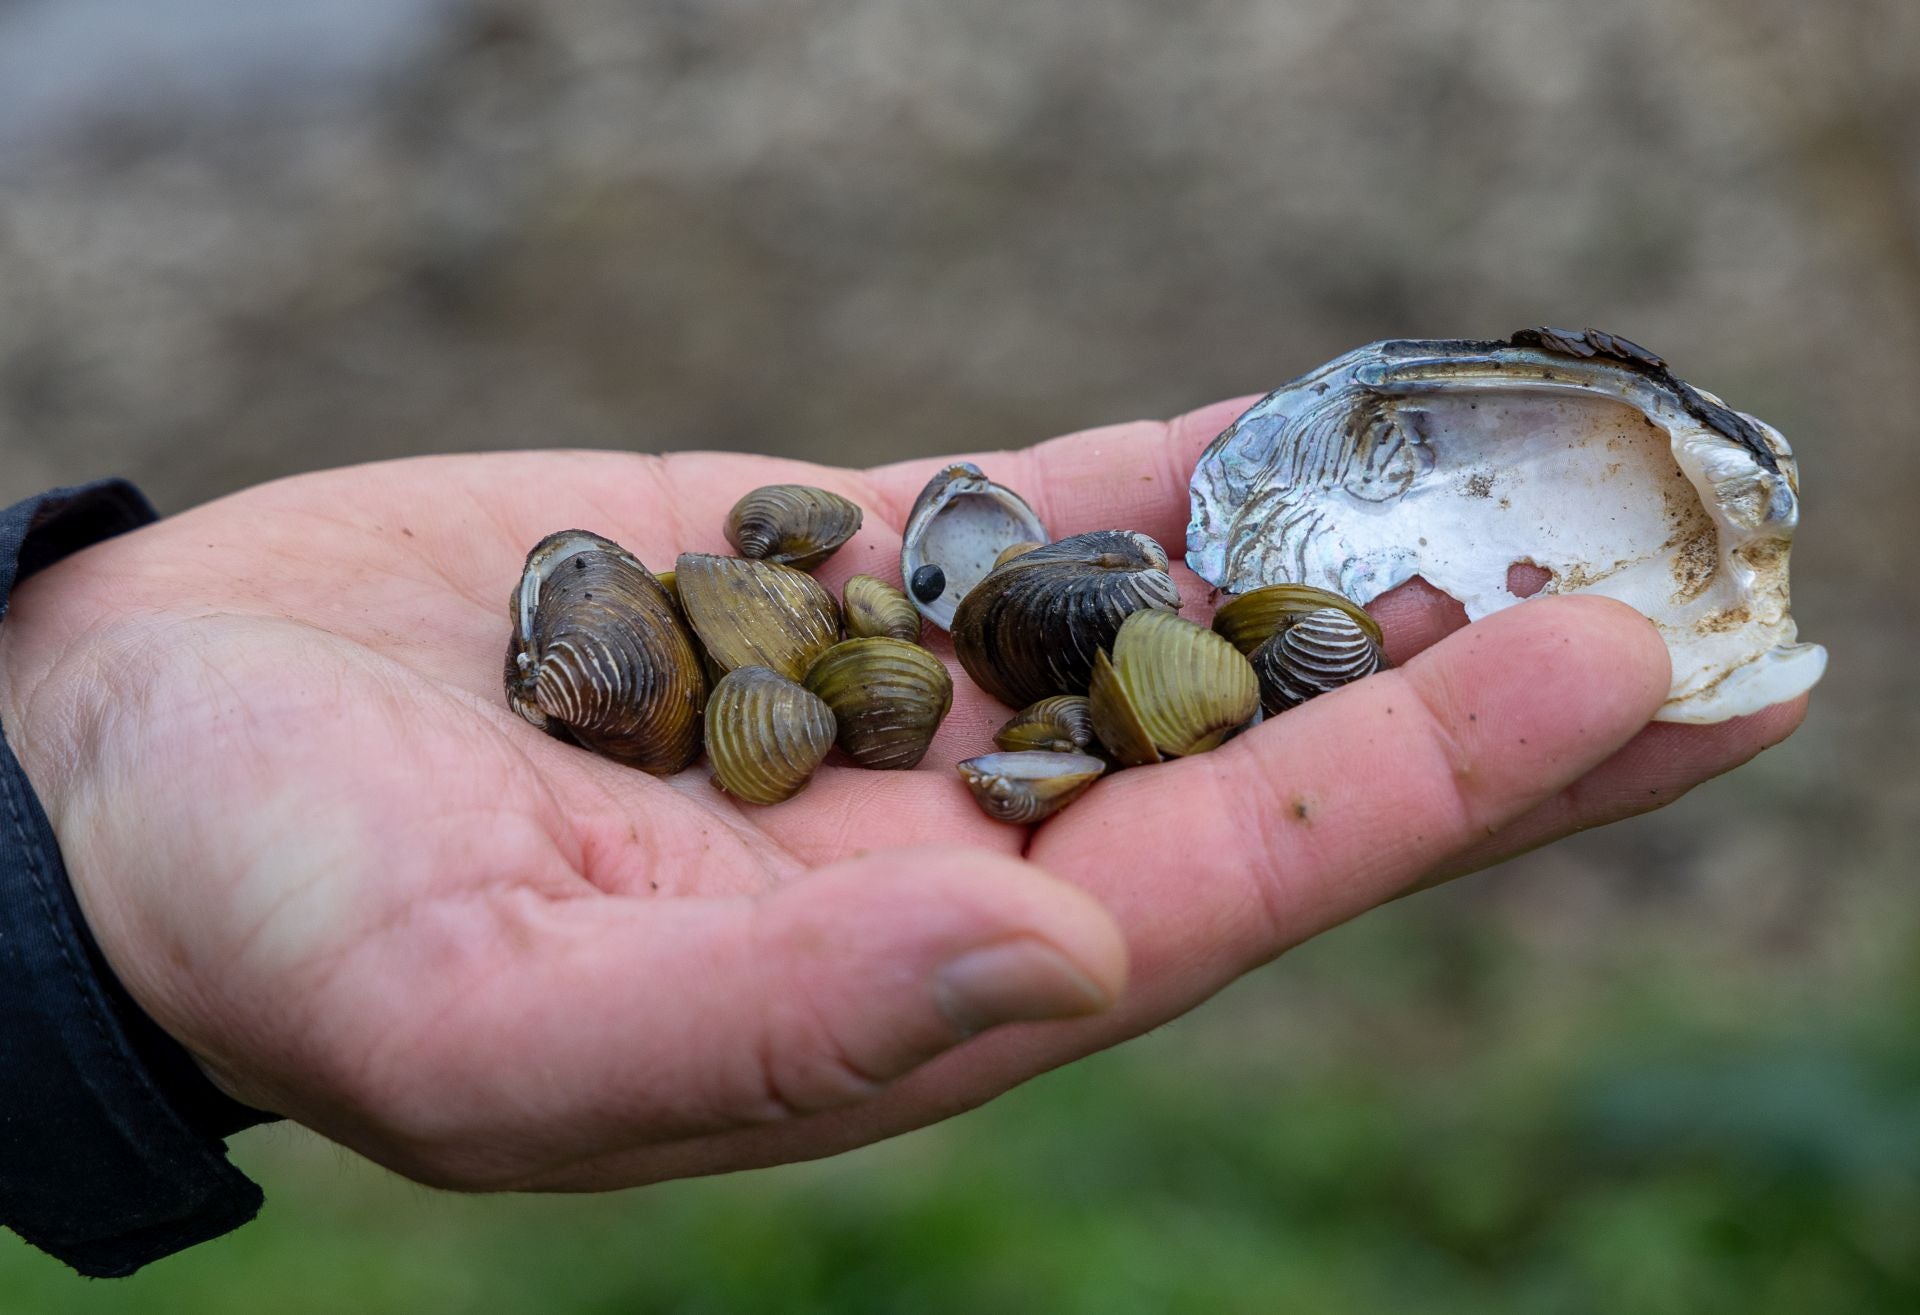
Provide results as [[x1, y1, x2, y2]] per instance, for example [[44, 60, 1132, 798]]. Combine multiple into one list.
[[1, 481, 276, 1277]]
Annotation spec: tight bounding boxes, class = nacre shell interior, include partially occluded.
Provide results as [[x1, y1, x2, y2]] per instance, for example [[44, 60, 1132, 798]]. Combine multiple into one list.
[[1187, 333, 1826, 723]]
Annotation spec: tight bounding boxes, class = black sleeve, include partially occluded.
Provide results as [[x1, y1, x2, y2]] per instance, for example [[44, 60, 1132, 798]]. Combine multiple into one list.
[[1, 481, 277, 1278]]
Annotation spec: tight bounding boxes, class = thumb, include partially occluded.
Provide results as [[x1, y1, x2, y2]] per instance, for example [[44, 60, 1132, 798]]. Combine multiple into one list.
[[403, 846, 1127, 1176]]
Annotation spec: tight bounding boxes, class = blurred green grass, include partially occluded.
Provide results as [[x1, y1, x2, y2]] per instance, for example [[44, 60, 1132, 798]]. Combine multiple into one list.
[[9, 863, 1916, 1315]]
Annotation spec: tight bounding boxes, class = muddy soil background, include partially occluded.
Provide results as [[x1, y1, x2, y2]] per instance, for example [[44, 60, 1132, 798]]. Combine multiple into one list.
[[3, 1, 1917, 1309]]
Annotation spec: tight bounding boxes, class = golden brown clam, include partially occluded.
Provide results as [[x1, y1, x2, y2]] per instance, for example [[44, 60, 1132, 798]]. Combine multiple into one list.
[[705, 666, 837, 804], [803, 638, 954, 770], [993, 695, 1099, 755], [723, 484, 864, 571], [1088, 610, 1259, 765], [843, 574, 923, 644], [674, 553, 842, 682]]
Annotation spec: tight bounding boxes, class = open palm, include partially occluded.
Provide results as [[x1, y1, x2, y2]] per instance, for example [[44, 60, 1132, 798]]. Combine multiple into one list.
[[0, 398, 1804, 1192]]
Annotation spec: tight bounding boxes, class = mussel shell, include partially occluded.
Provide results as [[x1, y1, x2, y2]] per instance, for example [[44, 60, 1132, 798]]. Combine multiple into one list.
[[900, 462, 1049, 630], [1249, 607, 1382, 712], [674, 553, 843, 682], [843, 574, 923, 644], [957, 751, 1107, 824], [724, 484, 864, 571], [951, 529, 1182, 708], [994, 695, 1098, 755], [705, 666, 837, 805], [506, 530, 707, 775], [803, 638, 954, 770], [1090, 610, 1259, 762], [1212, 583, 1383, 654]]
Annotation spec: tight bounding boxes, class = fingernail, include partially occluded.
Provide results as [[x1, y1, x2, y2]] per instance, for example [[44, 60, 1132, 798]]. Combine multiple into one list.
[[932, 939, 1114, 1039]]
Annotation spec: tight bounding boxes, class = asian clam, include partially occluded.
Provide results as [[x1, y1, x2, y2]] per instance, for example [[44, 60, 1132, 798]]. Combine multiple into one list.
[[505, 327, 1821, 823]]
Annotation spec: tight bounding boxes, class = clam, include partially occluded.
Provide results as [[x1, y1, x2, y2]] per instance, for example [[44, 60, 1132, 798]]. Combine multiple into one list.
[[843, 574, 923, 644], [724, 484, 863, 571], [803, 638, 954, 769], [1187, 328, 1826, 723], [900, 462, 1049, 629], [705, 666, 837, 804], [994, 695, 1099, 755], [1088, 610, 1260, 766], [950, 530, 1181, 708], [957, 751, 1107, 824], [674, 553, 842, 682], [1213, 584, 1384, 713], [505, 530, 707, 775], [993, 541, 1044, 570]]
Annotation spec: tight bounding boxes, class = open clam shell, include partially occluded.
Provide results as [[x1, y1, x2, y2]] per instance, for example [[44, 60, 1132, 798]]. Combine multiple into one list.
[[957, 751, 1107, 824], [1187, 328, 1826, 723], [506, 530, 707, 775], [900, 462, 1049, 630]]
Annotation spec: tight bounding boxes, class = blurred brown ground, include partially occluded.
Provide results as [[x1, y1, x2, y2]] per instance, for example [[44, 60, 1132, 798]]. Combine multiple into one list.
[[0, 0, 1913, 1014]]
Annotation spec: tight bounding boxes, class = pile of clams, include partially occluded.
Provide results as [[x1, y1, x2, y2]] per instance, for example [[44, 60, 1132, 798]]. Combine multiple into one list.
[[506, 327, 1821, 823]]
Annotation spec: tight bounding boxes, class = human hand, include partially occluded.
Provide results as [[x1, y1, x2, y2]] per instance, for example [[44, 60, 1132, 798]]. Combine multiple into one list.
[[0, 397, 1804, 1191]]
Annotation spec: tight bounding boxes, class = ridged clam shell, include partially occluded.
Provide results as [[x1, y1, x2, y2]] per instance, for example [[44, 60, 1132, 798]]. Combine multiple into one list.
[[674, 553, 843, 682], [724, 484, 863, 571], [900, 462, 1049, 630], [803, 638, 954, 770], [1212, 583, 1382, 655], [505, 530, 707, 775], [705, 666, 837, 805], [1250, 608, 1382, 712], [950, 530, 1181, 708], [843, 574, 922, 644], [1089, 610, 1259, 763], [957, 751, 1107, 824], [994, 695, 1098, 755]]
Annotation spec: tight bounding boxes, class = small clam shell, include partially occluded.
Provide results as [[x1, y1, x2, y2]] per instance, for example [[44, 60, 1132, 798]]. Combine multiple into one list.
[[1250, 607, 1383, 712], [705, 666, 837, 805], [993, 540, 1044, 570], [994, 695, 1098, 755], [1212, 584, 1384, 713], [506, 530, 707, 775], [1212, 583, 1383, 655], [843, 574, 923, 643], [803, 638, 954, 770], [951, 529, 1181, 708], [724, 484, 864, 571], [957, 751, 1107, 824], [674, 553, 843, 682], [1089, 611, 1259, 762], [900, 462, 1049, 630]]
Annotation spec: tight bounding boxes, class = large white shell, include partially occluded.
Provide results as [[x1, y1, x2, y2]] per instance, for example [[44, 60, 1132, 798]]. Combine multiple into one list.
[[1187, 330, 1826, 723], [900, 462, 1049, 630]]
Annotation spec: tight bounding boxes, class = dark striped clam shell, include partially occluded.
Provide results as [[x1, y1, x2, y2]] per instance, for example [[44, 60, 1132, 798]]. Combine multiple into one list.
[[957, 751, 1107, 825], [950, 530, 1181, 708], [505, 530, 707, 775], [724, 484, 863, 571], [1250, 608, 1382, 712], [705, 666, 837, 804]]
